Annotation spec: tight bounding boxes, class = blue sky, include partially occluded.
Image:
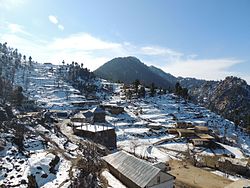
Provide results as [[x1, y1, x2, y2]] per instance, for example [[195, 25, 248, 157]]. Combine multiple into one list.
[[0, 0, 249, 83]]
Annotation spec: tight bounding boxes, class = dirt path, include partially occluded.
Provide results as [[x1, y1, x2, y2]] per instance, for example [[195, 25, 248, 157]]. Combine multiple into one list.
[[169, 160, 233, 188]]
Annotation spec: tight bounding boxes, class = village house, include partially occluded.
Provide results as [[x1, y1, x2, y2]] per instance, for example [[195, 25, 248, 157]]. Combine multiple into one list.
[[167, 128, 195, 137], [191, 138, 210, 147], [100, 104, 124, 114], [71, 100, 99, 109], [103, 151, 175, 188], [73, 124, 117, 149], [191, 133, 215, 147], [195, 133, 214, 140], [71, 106, 106, 124], [194, 125, 209, 134], [175, 121, 194, 129], [50, 110, 69, 118], [71, 107, 116, 149], [70, 111, 93, 124]]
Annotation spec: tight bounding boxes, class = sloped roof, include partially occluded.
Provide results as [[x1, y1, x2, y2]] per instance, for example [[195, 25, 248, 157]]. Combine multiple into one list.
[[92, 106, 105, 113], [196, 133, 214, 139], [82, 110, 93, 118], [103, 151, 165, 187]]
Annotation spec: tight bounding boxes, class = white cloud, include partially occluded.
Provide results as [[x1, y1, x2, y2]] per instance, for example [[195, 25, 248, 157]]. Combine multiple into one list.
[[140, 46, 183, 58], [48, 15, 65, 31], [0, 25, 249, 83], [163, 58, 243, 81], [48, 15, 58, 25], [0, 0, 27, 10], [58, 24, 64, 31], [7, 23, 31, 36], [48, 33, 122, 51]]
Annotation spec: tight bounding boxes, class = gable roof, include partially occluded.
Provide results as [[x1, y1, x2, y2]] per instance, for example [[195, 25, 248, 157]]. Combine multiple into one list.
[[103, 151, 169, 187], [92, 106, 105, 113], [82, 110, 93, 118]]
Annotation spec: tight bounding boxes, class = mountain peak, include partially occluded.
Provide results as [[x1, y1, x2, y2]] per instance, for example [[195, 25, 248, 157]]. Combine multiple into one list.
[[94, 57, 174, 89]]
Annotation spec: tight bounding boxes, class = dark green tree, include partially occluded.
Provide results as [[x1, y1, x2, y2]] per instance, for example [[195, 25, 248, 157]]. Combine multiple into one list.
[[138, 86, 146, 98], [175, 82, 181, 95], [163, 88, 167, 94], [28, 56, 32, 66], [133, 79, 140, 94], [150, 83, 156, 97], [126, 89, 132, 100], [12, 86, 24, 106]]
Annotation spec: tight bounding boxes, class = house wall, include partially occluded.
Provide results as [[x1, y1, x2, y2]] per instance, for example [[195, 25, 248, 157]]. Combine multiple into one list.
[[147, 181, 174, 188], [94, 113, 105, 123], [197, 156, 250, 178], [146, 172, 174, 188], [74, 128, 117, 149]]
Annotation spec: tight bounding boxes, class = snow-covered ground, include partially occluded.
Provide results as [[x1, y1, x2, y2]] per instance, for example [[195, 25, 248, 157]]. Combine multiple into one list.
[[2, 62, 249, 187], [105, 92, 250, 161], [0, 133, 71, 187], [101, 170, 126, 188], [14, 63, 89, 110]]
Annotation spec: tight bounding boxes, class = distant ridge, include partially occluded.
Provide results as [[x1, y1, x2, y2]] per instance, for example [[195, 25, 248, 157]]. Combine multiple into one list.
[[94, 56, 174, 89]]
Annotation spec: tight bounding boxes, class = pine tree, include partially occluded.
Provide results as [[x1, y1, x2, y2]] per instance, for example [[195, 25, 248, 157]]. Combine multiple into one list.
[[133, 79, 140, 94], [12, 86, 24, 106], [138, 86, 146, 98], [150, 83, 156, 97]]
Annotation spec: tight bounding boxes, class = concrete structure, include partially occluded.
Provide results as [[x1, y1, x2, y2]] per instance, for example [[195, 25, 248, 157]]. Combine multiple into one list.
[[103, 151, 175, 188], [73, 124, 116, 149]]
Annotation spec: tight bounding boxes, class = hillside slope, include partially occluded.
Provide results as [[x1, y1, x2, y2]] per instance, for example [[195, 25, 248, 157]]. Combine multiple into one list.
[[190, 76, 250, 128], [94, 57, 173, 89], [149, 65, 177, 85]]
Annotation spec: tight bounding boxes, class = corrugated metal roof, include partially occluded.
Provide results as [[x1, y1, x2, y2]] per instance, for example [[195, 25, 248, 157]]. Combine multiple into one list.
[[103, 151, 161, 187]]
